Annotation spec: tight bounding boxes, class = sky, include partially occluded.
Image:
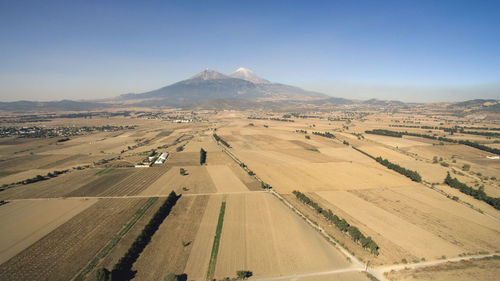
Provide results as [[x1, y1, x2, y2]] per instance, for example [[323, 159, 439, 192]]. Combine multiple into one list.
[[0, 0, 499, 102]]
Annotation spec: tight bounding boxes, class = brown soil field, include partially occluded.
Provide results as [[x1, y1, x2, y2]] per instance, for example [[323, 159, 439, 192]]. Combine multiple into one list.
[[235, 160, 418, 193], [364, 134, 432, 148], [98, 165, 170, 196], [66, 168, 135, 197], [0, 169, 101, 200], [434, 184, 500, 220], [213, 193, 350, 279], [280, 271, 372, 281], [0, 198, 97, 264], [184, 195, 223, 280], [386, 256, 500, 281], [317, 190, 464, 261], [317, 186, 500, 262], [84, 197, 163, 281], [206, 165, 249, 193], [140, 165, 217, 195], [132, 195, 209, 280], [206, 151, 262, 191], [0, 198, 147, 281]]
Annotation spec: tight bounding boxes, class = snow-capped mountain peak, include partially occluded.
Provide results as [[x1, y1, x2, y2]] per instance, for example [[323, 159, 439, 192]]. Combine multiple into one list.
[[230, 67, 270, 84]]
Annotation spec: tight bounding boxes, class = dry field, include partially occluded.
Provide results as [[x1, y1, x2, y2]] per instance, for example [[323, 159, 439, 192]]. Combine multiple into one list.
[[385, 256, 500, 281], [213, 193, 350, 279], [0, 198, 148, 281], [140, 165, 217, 195], [132, 195, 209, 280], [0, 198, 96, 264], [315, 186, 500, 263]]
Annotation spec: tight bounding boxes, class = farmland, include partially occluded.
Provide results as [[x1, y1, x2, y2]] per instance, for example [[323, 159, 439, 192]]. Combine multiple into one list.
[[0, 107, 498, 281]]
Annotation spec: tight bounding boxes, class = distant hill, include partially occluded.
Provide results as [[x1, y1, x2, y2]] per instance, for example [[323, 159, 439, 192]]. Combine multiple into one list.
[[0, 100, 111, 112]]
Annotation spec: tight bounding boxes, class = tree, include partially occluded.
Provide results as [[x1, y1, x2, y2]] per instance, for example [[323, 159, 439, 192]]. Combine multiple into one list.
[[200, 148, 207, 165], [96, 267, 110, 281], [236, 270, 253, 279]]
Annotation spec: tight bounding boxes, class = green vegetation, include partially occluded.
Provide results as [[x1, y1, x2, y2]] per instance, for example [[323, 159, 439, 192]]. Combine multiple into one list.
[[293, 190, 379, 255], [176, 145, 184, 152], [200, 148, 207, 165], [179, 168, 188, 176], [213, 133, 231, 148], [365, 129, 403, 138], [295, 129, 308, 134], [375, 156, 422, 182], [236, 270, 253, 279], [1, 169, 70, 191], [260, 182, 272, 189], [462, 164, 471, 171], [95, 168, 115, 176], [364, 272, 380, 281], [445, 173, 500, 210], [111, 192, 180, 280], [305, 135, 310, 139], [343, 140, 349, 146], [156, 130, 173, 137], [312, 131, 336, 139], [75, 197, 158, 281], [207, 201, 226, 280], [353, 146, 421, 182], [96, 268, 110, 281], [305, 147, 320, 153]]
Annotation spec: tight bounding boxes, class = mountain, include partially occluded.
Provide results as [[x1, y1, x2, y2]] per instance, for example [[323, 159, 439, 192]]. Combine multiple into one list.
[[230, 67, 270, 84], [120, 68, 329, 106]]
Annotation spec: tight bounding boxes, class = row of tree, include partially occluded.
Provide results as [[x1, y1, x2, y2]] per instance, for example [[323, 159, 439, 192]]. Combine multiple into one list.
[[365, 129, 403, 138], [375, 157, 422, 182], [292, 190, 379, 255], [103, 191, 180, 280], [312, 131, 336, 139], [352, 146, 422, 182], [213, 133, 231, 148], [364, 129, 500, 155], [444, 173, 500, 210], [200, 148, 207, 165]]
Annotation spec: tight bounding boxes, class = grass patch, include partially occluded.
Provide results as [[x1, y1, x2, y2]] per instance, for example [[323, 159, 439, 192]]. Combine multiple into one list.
[[207, 201, 226, 280], [73, 197, 158, 281], [305, 147, 320, 153], [95, 168, 115, 176], [156, 131, 173, 137]]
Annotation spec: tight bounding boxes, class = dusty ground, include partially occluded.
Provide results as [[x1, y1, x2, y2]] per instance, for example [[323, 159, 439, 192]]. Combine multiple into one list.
[[385, 256, 500, 281], [0, 198, 147, 281], [213, 193, 350, 279], [0, 198, 96, 264]]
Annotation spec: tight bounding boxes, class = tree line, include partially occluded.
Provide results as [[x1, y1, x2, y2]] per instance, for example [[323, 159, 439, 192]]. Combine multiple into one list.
[[365, 129, 499, 155], [375, 157, 422, 182], [365, 129, 403, 138], [100, 191, 180, 281], [352, 146, 422, 182], [213, 133, 231, 148], [444, 173, 500, 210], [312, 131, 336, 139], [292, 190, 379, 255]]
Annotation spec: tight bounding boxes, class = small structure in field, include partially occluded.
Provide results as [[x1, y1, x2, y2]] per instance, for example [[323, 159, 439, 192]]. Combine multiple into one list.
[[155, 152, 169, 164]]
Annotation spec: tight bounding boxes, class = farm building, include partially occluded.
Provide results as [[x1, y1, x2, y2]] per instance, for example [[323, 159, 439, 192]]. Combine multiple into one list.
[[155, 152, 169, 164]]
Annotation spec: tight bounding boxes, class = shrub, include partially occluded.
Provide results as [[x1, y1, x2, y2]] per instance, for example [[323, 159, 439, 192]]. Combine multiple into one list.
[[236, 270, 253, 279]]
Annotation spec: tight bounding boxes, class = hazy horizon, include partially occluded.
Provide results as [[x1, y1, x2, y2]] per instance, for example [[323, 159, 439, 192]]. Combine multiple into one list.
[[1, 0, 499, 103]]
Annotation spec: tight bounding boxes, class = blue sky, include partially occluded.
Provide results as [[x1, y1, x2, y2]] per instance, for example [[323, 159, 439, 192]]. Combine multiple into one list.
[[0, 0, 499, 102]]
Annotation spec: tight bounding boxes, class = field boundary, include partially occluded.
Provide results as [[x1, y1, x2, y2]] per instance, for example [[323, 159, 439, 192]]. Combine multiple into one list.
[[72, 197, 159, 281], [206, 200, 226, 280]]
